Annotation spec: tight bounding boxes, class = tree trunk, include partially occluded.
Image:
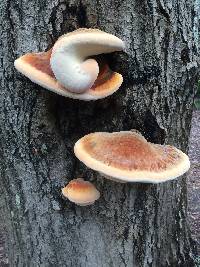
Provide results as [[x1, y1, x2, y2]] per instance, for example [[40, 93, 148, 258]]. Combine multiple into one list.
[[0, 0, 199, 266]]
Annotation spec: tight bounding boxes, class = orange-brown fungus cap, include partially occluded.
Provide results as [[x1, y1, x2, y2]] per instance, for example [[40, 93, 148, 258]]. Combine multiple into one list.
[[89, 59, 122, 97], [74, 131, 190, 183], [62, 178, 100, 206], [14, 28, 124, 100]]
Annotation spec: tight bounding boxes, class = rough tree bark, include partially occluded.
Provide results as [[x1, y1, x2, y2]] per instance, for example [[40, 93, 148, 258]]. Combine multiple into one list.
[[0, 0, 199, 266]]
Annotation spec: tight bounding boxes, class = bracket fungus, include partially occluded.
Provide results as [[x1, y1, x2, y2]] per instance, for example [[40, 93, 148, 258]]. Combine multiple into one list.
[[14, 28, 125, 100], [62, 178, 100, 206], [74, 131, 190, 184]]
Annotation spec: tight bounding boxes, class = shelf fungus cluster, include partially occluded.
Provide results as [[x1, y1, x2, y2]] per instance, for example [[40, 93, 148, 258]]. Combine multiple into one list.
[[62, 178, 100, 206], [62, 130, 190, 206], [15, 28, 191, 205], [14, 28, 125, 100], [74, 131, 190, 184]]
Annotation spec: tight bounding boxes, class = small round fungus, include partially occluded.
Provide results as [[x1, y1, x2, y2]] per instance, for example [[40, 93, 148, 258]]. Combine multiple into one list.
[[74, 131, 190, 183], [62, 178, 100, 206], [14, 28, 125, 100]]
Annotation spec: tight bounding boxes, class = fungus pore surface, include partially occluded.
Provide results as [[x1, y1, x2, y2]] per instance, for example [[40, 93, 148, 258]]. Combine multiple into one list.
[[74, 131, 190, 183]]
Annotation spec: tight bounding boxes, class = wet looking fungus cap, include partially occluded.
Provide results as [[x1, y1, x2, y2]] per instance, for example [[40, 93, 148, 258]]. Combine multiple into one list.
[[62, 178, 100, 206], [74, 131, 190, 183], [14, 28, 125, 100]]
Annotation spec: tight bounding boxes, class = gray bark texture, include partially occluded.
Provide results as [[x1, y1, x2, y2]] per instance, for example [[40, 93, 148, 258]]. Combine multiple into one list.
[[0, 0, 199, 266]]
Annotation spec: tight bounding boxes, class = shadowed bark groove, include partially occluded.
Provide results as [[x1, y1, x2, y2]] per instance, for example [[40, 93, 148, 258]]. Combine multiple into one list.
[[0, 0, 199, 266]]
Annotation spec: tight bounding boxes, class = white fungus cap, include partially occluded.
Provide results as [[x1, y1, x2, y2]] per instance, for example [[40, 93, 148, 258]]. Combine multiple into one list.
[[50, 28, 125, 93]]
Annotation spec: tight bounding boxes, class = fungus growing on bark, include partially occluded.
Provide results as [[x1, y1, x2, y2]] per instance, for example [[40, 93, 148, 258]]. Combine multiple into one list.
[[62, 178, 100, 206], [74, 131, 190, 183], [14, 28, 125, 100]]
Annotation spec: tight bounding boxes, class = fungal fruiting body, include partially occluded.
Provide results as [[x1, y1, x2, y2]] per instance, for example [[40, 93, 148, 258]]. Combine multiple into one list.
[[62, 178, 100, 206], [74, 131, 190, 183], [14, 28, 125, 100]]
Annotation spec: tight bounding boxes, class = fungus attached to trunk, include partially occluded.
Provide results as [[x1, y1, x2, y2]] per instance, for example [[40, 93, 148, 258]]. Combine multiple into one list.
[[74, 131, 190, 183], [14, 28, 125, 100], [62, 178, 100, 206]]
